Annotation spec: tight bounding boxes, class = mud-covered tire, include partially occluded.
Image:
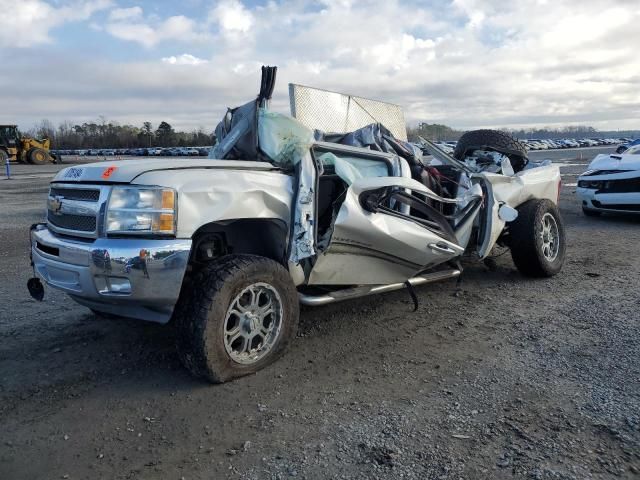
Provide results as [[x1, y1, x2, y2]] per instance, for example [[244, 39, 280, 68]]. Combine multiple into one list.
[[454, 129, 528, 172], [582, 206, 601, 217], [509, 199, 566, 277], [174, 255, 299, 383], [28, 148, 50, 165]]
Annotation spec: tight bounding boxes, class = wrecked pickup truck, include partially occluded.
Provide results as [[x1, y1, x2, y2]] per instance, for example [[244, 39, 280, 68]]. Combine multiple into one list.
[[28, 67, 565, 383]]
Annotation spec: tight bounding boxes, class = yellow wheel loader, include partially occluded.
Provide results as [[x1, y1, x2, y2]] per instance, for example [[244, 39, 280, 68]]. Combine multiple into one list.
[[0, 125, 59, 165]]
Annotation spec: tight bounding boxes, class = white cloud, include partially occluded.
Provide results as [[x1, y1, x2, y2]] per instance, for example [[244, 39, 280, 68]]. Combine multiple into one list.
[[108, 6, 143, 22], [106, 13, 206, 48], [162, 54, 208, 65], [0, 0, 112, 47], [209, 0, 254, 33], [2, 0, 640, 131]]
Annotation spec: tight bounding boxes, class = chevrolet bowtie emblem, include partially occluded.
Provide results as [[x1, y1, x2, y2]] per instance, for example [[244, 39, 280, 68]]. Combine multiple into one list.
[[49, 196, 63, 215]]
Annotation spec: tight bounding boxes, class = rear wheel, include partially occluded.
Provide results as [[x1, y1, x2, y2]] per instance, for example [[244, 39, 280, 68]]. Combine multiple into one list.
[[174, 255, 299, 383], [454, 129, 528, 172], [509, 199, 566, 277], [28, 148, 50, 165]]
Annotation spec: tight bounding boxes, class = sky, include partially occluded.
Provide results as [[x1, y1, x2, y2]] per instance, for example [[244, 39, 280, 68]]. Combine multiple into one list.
[[0, 0, 639, 132]]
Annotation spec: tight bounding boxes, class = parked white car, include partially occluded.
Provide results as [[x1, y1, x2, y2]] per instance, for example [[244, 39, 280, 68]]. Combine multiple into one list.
[[577, 145, 640, 216]]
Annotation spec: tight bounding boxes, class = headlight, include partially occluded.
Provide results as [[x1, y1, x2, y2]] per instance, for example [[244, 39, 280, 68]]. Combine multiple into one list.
[[577, 180, 603, 189], [106, 186, 176, 235]]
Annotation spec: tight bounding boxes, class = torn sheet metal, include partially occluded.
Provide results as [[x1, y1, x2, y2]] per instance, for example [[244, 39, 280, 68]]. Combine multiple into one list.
[[316, 123, 421, 166], [254, 108, 318, 263], [308, 177, 464, 285], [419, 136, 472, 173], [289, 150, 317, 264], [210, 99, 258, 160], [475, 164, 561, 258]]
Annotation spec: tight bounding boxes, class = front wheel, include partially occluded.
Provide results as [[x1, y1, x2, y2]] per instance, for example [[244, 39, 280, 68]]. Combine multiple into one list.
[[509, 199, 566, 277], [28, 148, 50, 165], [174, 255, 299, 383]]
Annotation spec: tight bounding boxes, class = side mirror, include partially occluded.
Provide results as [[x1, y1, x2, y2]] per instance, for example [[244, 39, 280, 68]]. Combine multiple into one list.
[[498, 204, 518, 222]]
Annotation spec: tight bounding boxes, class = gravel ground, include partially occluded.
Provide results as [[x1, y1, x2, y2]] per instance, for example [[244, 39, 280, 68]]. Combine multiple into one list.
[[0, 147, 638, 479]]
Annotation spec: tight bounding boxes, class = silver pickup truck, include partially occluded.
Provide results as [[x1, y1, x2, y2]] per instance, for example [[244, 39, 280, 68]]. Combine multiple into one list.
[[28, 68, 565, 383]]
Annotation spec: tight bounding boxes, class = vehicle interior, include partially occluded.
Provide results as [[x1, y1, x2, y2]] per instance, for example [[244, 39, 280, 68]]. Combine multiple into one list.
[[311, 142, 484, 250]]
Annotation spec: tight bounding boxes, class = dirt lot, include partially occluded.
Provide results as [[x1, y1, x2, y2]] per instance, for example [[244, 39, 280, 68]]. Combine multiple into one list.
[[1, 147, 638, 480]]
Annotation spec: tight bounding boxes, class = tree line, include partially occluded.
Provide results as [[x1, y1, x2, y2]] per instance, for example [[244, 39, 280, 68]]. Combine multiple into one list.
[[407, 123, 639, 142], [25, 118, 215, 149], [24, 118, 638, 148]]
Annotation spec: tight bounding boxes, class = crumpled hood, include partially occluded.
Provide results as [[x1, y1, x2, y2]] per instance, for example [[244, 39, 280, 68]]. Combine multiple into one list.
[[52, 158, 278, 184], [587, 153, 640, 173]]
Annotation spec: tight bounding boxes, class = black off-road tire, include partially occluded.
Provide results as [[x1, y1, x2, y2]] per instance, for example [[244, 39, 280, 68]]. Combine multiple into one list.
[[28, 148, 50, 165], [174, 255, 299, 383], [582, 206, 601, 217], [509, 199, 566, 277], [454, 129, 528, 172]]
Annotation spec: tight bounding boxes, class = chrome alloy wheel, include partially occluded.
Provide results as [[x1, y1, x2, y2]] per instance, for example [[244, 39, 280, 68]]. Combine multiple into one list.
[[540, 212, 560, 262], [223, 282, 283, 365]]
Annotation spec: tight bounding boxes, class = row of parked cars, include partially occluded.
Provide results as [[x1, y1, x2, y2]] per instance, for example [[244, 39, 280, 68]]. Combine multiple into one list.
[[55, 137, 635, 159], [521, 137, 626, 150], [52, 147, 212, 157], [434, 137, 629, 154]]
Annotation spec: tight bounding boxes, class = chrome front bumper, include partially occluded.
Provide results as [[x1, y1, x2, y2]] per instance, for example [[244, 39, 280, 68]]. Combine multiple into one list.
[[30, 226, 192, 323]]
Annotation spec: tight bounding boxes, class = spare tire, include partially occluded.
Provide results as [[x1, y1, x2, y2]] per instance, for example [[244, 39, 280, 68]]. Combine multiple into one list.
[[454, 129, 528, 172]]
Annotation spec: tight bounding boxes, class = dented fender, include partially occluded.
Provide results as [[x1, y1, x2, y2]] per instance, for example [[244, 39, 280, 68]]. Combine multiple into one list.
[[474, 164, 561, 257], [133, 168, 294, 238], [479, 165, 561, 208]]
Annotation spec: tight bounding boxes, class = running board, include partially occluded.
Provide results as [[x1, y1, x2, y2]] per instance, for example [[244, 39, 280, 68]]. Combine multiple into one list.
[[298, 269, 461, 306]]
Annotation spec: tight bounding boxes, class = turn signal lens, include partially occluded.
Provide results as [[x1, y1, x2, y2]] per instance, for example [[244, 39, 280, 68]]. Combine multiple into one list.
[[158, 213, 174, 233], [162, 189, 175, 210]]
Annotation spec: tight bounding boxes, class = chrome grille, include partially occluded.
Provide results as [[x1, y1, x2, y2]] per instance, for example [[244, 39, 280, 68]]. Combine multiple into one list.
[[47, 184, 106, 239], [49, 187, 100, 202], [47, 211, 97, 232]]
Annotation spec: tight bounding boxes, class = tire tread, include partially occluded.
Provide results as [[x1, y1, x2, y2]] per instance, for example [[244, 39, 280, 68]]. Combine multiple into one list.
[[174, 255, 298, 383], [509, 199, 565, 277]]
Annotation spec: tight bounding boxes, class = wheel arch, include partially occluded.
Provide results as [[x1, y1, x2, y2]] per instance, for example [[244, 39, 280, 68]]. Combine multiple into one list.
[[189, 218, 289, 266]]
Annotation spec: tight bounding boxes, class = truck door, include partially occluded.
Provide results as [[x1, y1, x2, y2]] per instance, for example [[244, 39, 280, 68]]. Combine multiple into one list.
[[307, 176, 466, 285]]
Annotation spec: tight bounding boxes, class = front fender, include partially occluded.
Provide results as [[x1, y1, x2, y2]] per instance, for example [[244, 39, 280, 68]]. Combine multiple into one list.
[[133, 168, 294, 238]]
